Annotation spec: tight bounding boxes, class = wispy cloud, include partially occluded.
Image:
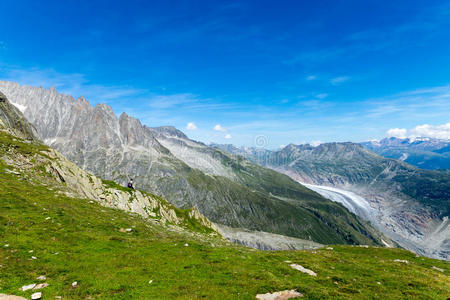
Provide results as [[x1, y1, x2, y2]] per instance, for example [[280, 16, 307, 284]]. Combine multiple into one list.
[[330, 76, 350, 86], [315, 93, 328, 99], [284, 3, 450, 68], [0, 64, 238, 116], [213, 124, 227, 132], [0, 65, 145, 104], [364, 85, 450, 119], [148, 94, 199, 109], [284, 48, 345, 65]]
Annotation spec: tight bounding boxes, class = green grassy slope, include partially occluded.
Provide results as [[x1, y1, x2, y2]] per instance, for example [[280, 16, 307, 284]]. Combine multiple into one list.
[[1, 159, 449, 299]]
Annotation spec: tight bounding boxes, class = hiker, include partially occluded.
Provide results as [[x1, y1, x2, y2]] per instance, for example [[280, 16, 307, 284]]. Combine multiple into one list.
[[127, 179, 135, 189]]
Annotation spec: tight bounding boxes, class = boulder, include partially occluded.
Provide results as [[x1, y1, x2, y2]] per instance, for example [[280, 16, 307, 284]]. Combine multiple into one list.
[[256, 290, 303, 299]]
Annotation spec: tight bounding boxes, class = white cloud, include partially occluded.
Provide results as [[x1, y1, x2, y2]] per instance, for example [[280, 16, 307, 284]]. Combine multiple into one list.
[[409, 123, 450, 139], [225, 133, 232, 139], [186, 122, 197, 130], [148, 93, 199, 109], [316, 93, 328, 99], [0, 65, 145, 103], [214, 124, 227, 132], [387, 123, 450, 140], [310, 140, 322, 146], [330, 76, 350, 85], [387, 128, 407, 139], [306, 75, 317, 81]]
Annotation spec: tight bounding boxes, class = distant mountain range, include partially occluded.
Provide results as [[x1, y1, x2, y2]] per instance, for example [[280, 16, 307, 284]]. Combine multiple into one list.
[[361, 137, 450, 170], [212, 142, 450, 259], [0, 81, 383, 248]]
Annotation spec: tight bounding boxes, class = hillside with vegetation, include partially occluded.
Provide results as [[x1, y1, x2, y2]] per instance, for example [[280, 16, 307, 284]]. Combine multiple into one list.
[[0, 132, 448, 299]]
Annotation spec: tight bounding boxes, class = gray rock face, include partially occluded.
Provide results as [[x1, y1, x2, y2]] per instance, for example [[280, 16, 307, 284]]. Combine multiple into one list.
[[215, 224, 323, 251], [214, 142, 450, 260], [0, 91, 36, 140], [0, 81, 383, 247]]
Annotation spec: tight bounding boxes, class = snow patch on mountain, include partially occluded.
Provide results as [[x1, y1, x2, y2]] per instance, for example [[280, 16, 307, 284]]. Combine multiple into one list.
[[10, 101, 27, 113]]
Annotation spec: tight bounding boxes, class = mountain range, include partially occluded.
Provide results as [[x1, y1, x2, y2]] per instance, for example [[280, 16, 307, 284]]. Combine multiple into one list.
[[1, 81, 448, 260], [0, 81, 383, 248], [361, 137, 450, 170]]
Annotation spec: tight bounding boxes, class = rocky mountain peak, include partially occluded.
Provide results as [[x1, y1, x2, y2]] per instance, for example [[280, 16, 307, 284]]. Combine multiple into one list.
[[77, 96, 90, 104], [94, 103, 115, 115], [150, 126, 188, 139]]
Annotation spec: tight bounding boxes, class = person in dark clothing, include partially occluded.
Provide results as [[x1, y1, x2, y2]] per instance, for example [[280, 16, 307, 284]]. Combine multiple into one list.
[[127, 179, 135, 189]]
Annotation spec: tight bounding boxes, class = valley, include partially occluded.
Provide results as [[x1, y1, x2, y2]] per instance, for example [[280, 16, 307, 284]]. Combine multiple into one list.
[[1, 92, 448, 299]]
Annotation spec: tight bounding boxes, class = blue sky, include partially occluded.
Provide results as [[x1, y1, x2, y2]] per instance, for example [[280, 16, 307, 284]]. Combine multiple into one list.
[[1, 0, 449, 147]]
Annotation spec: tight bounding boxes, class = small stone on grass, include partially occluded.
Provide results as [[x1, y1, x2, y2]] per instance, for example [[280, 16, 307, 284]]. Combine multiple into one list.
[[432, 266, 444, 272], [256, 289, 303, 299], [289, 264, 317, 277], [31, 292, 41, 300], [33, 283, 48, 290], [393, 259, 409, 264], [20, 284, 36, 291]]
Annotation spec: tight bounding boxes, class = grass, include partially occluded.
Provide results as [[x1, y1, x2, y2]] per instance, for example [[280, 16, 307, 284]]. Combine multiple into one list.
[[0, 163, 449, 299], [0, 130, 449, 299]]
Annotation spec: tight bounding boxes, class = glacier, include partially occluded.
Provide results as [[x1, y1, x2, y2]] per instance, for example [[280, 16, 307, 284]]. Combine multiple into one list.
[[300, 182, 375, 221]]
